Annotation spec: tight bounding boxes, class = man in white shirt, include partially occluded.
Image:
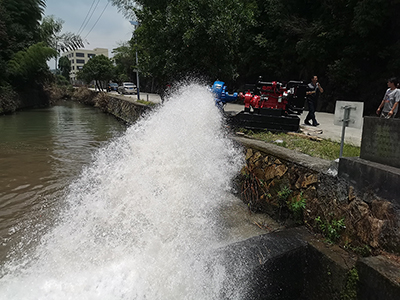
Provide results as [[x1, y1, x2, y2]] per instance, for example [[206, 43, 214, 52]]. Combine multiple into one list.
[[376, 77, 400, 118]]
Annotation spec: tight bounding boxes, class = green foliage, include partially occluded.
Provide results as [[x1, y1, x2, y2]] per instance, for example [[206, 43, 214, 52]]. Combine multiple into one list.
[[40, 15, 84, 53], [40, 15, 63, 48], [77, 55, 115, 91], [7, 42, 56, 86], [277, 185, 292, 201], [0, 0, 46, 52], [113, 0, 256, 83], [353, 245, 372, 257], [287, 192, 306, 223], [0, 0, 47, 83], [58, 56, 71, 80], [276, 185, 292, 212], [0, 83, 19, 114], [112, 42, 135, 82], [341, 268, 359, 300], [238, 129, 360, 160], [315, 216, 346, 243], [137, 99, 156, 106], [0, 1, 64, 111], [345, 243, 372, 257], [55, 75, 70, 86]]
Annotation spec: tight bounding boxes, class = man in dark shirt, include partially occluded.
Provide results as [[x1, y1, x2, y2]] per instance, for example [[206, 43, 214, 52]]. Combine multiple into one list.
[[304, 75, 324, 126]]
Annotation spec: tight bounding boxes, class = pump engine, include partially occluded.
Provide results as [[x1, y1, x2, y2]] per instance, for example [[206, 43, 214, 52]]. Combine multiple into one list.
[[211, 81, 238, 109], [214, 77, 308, 132]]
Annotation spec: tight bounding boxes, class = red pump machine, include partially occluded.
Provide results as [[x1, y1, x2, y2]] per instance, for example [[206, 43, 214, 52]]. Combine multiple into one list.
[[231, 77, 308, 131]]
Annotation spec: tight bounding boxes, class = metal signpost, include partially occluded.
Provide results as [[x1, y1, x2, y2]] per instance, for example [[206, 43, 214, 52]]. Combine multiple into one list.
[[333, 101, 364, 158]]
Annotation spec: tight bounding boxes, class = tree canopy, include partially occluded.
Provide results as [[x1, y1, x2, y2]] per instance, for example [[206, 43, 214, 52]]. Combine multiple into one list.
[[40, 15, 84, 55], [58, 55, 71, 80], [112, 41, 136, 83], [77, 55, 115, 91], [0, 0, 88, 112], [0, 0, 47, 85], [111, 0, 400, 113]]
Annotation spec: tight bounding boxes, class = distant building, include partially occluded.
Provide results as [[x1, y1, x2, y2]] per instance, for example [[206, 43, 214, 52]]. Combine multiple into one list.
[[62, 48, 108, 82]]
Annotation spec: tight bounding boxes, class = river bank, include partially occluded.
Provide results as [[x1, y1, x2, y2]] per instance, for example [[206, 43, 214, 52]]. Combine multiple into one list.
[[0, 84, 57, 115]]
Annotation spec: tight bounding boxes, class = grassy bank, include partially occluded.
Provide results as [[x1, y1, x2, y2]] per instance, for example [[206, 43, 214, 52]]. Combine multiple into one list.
[[236, 129, 360, 161]]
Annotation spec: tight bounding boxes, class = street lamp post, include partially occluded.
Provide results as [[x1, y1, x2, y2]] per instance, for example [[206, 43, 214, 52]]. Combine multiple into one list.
[[130, 21, 140, 101]]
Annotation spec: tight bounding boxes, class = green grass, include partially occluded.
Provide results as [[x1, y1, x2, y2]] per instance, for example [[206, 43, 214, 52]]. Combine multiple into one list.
[[137, 99, 156, 106], [237, 129, 360, 160]]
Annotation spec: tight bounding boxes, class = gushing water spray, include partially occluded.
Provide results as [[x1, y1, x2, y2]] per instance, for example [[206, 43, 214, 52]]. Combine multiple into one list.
[[0, 83, 245, 299]]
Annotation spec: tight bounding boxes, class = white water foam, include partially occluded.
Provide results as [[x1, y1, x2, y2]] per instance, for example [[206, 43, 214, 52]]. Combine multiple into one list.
[[0, 83, 245, 299]]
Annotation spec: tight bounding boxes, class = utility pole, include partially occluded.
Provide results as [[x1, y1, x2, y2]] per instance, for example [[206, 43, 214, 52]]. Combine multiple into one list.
[[55, 38, 58, 74], [130, 21, 140, 101]]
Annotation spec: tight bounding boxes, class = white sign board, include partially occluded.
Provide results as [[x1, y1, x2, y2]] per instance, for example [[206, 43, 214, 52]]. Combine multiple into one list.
[[333, 101, 364, 129]]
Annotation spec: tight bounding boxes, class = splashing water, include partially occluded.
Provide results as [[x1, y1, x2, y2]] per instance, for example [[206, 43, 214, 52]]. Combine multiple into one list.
[[0, 83, 245, 299]]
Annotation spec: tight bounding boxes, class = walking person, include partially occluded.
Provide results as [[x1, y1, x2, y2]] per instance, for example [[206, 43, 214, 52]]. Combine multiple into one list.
[[376, 77, 400, 118], [304, 75, 324, 126]]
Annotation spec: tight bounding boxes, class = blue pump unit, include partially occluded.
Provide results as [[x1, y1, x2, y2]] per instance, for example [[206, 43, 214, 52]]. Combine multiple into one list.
[[211, 81, 238, 109]]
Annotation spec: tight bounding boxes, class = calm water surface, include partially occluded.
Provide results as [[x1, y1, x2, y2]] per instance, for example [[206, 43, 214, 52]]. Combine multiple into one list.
[[0, 101, 126, 262]]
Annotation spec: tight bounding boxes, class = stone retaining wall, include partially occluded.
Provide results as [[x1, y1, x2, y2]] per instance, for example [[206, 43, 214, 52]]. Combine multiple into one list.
[[233, 136, 400, 255], [70, 88, 151, 124], [95, 94, 150, 124]]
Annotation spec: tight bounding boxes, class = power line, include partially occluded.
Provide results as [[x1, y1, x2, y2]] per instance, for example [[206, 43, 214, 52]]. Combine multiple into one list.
[[78, 0, 101, 36], [77, 0, 96, 35], [84, 1, 110, 40]]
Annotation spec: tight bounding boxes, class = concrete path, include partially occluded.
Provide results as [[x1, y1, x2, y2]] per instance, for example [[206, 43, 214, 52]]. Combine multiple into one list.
[[106, 90, 163, 104], [224, 103, 363, 147]]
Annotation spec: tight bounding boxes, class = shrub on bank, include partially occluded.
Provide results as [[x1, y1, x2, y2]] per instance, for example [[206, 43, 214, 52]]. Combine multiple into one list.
[[71, 86, 97, 105], [43, 84, 74, 104], [93, 92, 110, 110], [0, 84, 20, 114]]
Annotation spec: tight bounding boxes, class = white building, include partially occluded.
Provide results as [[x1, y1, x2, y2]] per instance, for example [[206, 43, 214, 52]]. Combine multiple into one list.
[[62, 48, 108, 82]]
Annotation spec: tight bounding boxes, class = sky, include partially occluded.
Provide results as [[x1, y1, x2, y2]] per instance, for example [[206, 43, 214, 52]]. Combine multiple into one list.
[[45, 0, 134, 68]]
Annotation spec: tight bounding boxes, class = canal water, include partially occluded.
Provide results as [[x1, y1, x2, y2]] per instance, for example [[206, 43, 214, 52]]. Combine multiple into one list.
[[0, 84, 276, 299], [0, 101, 127, 264]]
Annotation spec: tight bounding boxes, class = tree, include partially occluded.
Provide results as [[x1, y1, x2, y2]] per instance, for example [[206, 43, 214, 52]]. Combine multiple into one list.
[[40, 15, 84, 71], [111, 0, 256, 86], [112, 41, 136, 83], [1, 0, 58, 88], [77, 55, 115, 91], [58, 56, 71, 80], [0, 0, 47, 84], [7, 42, 56, 88], [0, 0, 46, 51]]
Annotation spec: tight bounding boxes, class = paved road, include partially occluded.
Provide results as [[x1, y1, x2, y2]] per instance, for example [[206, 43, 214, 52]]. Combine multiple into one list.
[[106, 90, 163, 104], [224, 103, 363, 147]]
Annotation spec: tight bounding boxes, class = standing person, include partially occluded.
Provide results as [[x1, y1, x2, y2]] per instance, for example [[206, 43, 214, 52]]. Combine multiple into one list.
[[376, 77, 400, 118], [304, 75, 324, 126]]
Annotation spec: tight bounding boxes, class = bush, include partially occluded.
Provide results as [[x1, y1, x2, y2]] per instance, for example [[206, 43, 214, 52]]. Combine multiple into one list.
[[0, 84, 20, 114], [94, 92, 110, 110], [72, 86, 96, 105]]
